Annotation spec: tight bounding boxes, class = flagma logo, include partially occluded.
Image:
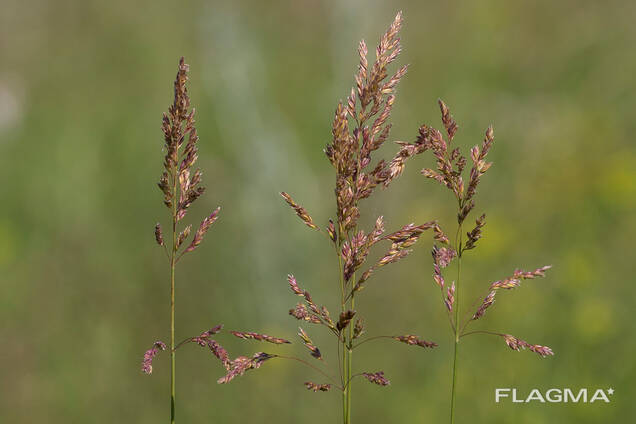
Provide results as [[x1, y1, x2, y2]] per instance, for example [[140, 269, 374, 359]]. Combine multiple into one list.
[[495, 388, 614, 403]]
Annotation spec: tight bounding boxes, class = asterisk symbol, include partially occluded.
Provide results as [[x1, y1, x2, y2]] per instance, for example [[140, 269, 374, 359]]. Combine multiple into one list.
[[607, 388, 614, 395]]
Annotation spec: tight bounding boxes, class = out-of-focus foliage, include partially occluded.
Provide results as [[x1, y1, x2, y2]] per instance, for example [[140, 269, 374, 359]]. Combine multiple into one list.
[[0, 0, 634, 422]]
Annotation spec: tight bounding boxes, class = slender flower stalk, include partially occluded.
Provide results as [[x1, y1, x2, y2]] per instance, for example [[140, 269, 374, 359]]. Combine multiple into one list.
[[141, 58, 287, 422], [415, 100, 554, 423], [276, 12, 437, 424], [150, 57, 222, 423]]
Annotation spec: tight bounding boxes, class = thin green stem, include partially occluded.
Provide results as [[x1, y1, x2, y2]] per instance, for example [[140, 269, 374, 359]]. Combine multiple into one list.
[[346, 292, 354, 424], [450, 223, 463, 424], [170, 253, 176, 424], [170, 163, 179, 424], [338, 252, 347, 424]]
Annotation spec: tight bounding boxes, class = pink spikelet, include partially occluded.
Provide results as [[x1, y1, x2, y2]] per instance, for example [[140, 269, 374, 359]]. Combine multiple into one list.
[[142, 341, 167, 374], [184, 207, 220, 253], [362, 371, 390, 386]]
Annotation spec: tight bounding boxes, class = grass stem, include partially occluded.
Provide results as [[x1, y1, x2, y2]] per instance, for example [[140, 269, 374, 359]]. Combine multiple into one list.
[[449, 223, 462, 424], [170, 166, 178, 424]]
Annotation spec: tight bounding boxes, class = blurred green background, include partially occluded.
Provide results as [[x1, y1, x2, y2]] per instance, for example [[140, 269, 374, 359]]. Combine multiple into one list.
[[1, 0, 635, 422]]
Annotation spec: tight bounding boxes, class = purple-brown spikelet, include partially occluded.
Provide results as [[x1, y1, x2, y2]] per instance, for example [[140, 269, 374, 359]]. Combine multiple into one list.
[[184, 207, 220, 253], [433, 261, 445, 290], [188, 324, 223, 345], [489, 266, 552, 291], [393, 335, 437, 349], [217, 352, 275, 384], [281, 192, 318, 230], [298, 327, 322, 360], [362, 371, 390, 387], [207, 339, 231, 370], [286, 275, 336, 331], [514, 265, 552, 279], [154, 223, 164, 246], [289, 303, 322, 324], [305, 382, 332, 392], [327, 219, 337, 243], [432, 223, 450, 245], [176, 225, 191, 249], [502, 334, 554, 358], [353, 318, 365, 340], [445, 282, 456, 312], [433, 246, 457, 268], [529, 344, 554, 357], [472, 291, 496, 321], [207, 324, 224, 335], [142, 341, 167, 374], [337, 310, 356, 332], [464, 214, 485, 251], [217, 356, 251, 384], [230, 331, 291, 345], [287, 274, 304, 296]]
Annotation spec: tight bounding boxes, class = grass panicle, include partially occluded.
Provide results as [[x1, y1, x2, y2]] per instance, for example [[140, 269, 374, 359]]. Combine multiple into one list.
[[141, 58, 285, 423], [272, 12, 438, 424], [416, 99, 554, 424]]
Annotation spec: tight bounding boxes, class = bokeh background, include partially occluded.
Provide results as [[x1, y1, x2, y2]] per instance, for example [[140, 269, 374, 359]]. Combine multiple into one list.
[[1, 0, 635, 423]]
